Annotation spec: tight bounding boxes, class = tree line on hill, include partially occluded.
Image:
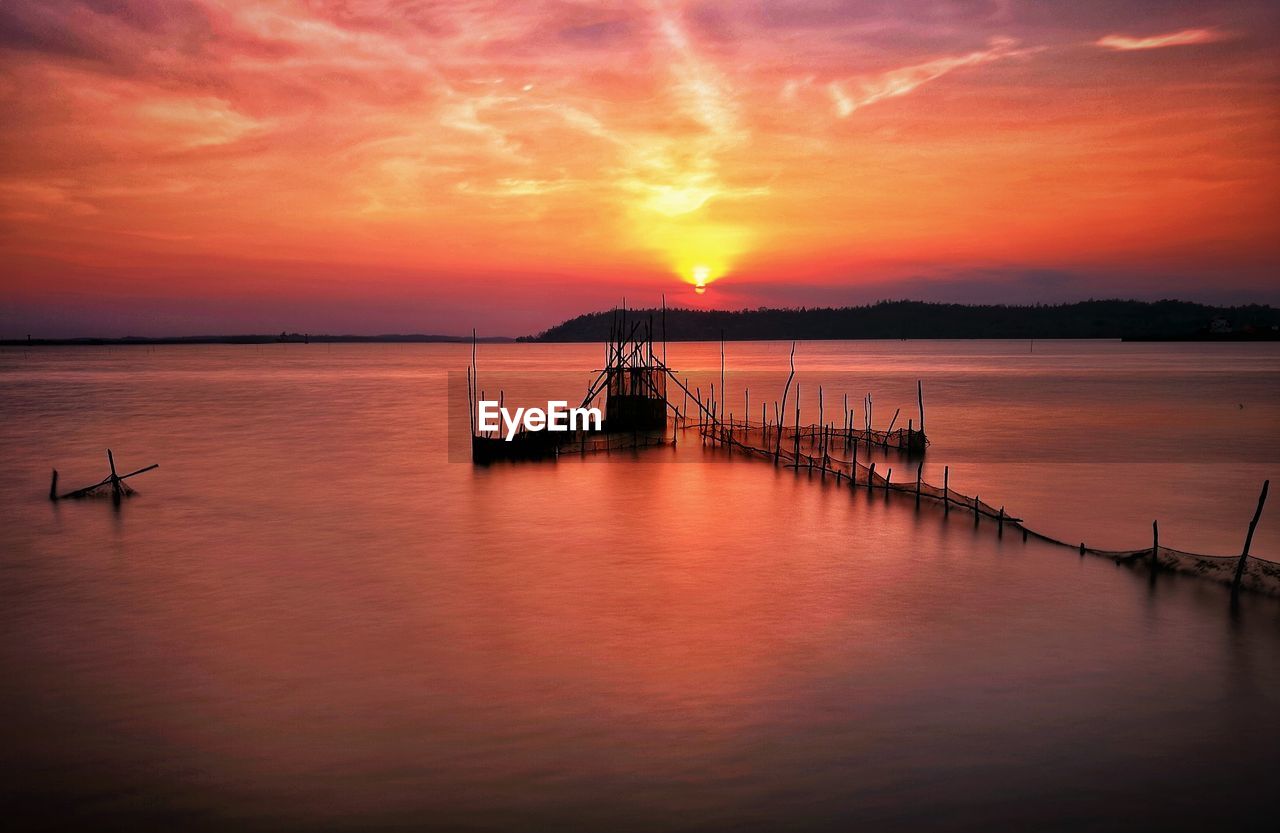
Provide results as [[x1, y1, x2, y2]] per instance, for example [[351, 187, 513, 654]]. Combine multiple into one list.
[[522, 300, 1280, 342]]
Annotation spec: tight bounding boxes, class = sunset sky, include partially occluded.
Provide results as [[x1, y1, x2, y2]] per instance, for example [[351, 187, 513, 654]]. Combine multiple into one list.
[[1, 0, 1278, 336]]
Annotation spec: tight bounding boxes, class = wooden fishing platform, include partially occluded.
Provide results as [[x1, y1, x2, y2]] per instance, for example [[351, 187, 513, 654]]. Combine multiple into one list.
[[466, 310, 1274, 599]]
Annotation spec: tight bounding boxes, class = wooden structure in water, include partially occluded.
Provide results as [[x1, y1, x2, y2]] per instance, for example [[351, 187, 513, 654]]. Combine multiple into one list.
[[467, 307, 931, 466], [468, 308, 679, 463], [50, 449, 158, 504], [590, 310, 668, 433], [466, 322, 1277, 598]]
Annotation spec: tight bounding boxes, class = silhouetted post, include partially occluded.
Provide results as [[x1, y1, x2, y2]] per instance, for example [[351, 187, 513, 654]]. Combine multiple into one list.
[[817, 386, 824, 451], [719, 331, 726, 423], [662, 293, 667, 367], [816, 388, 825, 478], [915, 463, 922, 508], [775, 344, 795, 464], [943, 466, 950, 515], [998, 506, 1005, 536], [868, 462, 876, 493], [885, 467, 891, 496], [974, 494, 980, 527], [843, 394, 849, 448], [794, 384, 802, 466], [1151, 520, 1159, 572], [107, 449, 121, 503], [49, 469, 58, 501], [917, 379, 925, 435], [1232, 480, 1269, 601]]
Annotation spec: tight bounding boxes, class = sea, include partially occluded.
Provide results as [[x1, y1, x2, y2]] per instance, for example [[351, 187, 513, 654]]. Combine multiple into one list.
[[2, 340, 1278, 831]]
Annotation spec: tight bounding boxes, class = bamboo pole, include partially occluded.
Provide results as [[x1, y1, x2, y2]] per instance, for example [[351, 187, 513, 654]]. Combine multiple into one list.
[[794, 384, 802, 466], [719, 331, 726, 423], [775, 343, 795, 464], [918, 379, 925, 435], [1232, 480, 1269, 600], [107, 449, 121, 502]]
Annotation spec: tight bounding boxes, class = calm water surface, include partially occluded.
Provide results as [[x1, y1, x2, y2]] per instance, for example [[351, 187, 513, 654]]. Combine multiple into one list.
[[1, 341, 1278, 831]]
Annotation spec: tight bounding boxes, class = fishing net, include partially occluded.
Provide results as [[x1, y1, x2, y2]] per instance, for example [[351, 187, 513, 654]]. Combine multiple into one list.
[[63, 479, 136, 499], [695, 419, 1280, 597]]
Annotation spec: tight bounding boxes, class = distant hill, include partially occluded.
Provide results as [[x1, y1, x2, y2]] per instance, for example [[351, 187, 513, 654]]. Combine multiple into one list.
[[523, 300, 1280, 342]]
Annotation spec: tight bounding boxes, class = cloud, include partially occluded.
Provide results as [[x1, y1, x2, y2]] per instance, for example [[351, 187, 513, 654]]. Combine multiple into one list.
[[1095, 29, 1224, 51], [825, 38, 1036, 118]]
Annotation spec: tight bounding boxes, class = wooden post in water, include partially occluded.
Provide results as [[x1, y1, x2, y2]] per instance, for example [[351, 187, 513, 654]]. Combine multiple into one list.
[[696, 386, 703, 438], [1151, 520, 1159, 572], [974, 494, 979, 527], [107, 449, 122, 503], [49, 469, 58, 501], [775, 344, 796, 464], [843, 394, 849, 449], [998, 506, 1005, 536], [915, 463, 922, 508], [885, 468, 891, 496], [868, 462, 876, 491], [943, 466, 950, 515], [818, 386, 826, 480], [1232, 480, 1269, 601], [792, 383, 800, 465], [719, 331, 726, 424], [917, 379, 925, 435]]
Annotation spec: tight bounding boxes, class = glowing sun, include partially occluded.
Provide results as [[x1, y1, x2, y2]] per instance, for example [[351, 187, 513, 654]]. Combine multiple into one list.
[[693, 264, 710, 294]]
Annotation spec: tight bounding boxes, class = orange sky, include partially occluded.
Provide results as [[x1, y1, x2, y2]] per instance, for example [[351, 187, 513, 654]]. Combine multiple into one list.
[[1, 1, 1278, 335]]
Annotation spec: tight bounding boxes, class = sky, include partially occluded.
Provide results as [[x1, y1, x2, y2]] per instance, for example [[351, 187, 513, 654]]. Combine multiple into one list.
[[1, 0, 1278, 336]]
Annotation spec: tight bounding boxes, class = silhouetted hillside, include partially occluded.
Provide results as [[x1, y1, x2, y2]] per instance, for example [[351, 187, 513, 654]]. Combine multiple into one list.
[[524, 300, 1280, 342]]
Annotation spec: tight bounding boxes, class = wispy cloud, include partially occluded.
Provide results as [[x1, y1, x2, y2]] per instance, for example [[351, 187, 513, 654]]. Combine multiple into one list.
[[825, 38, 1036, 118], [1, 0, 1276, 327], [1095, 29, 1225, 51]]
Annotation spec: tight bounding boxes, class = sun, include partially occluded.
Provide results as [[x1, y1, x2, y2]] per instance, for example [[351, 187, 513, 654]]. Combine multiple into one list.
[[692, 264, 710, 294]]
